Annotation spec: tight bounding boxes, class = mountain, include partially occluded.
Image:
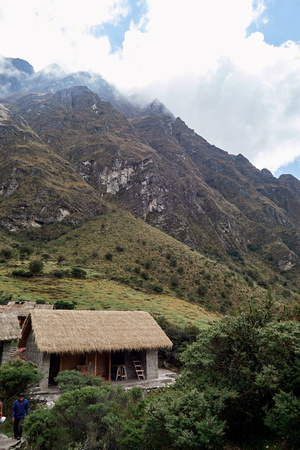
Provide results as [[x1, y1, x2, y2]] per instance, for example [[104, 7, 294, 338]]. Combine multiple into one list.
[[0, 57, 299, 291]]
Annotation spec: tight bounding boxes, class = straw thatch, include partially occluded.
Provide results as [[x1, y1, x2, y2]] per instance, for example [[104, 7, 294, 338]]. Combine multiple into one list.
[[0, 301, 53, 317], [19, 310, 172, 353], [0, 313, 21, 341]]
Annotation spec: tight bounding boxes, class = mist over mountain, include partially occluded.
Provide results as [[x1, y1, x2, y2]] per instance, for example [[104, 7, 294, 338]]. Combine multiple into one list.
[[0, 56, 300, 281]]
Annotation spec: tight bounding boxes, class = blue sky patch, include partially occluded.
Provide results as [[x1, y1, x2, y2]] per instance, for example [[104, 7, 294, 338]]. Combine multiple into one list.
[[247, 0, 300, 46], [89, 0, 148, 53]]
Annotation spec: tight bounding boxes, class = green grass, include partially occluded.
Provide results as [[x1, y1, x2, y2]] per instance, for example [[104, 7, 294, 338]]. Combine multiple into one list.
[[0, 206, 299, 328]]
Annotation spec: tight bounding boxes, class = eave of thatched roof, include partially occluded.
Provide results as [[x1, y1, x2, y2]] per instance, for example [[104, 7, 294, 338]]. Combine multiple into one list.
[[0, 313, 21, 341], [19, 310, 172, 353]]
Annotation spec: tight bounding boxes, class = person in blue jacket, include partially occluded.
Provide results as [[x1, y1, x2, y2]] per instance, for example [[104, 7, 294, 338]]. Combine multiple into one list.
[[11, 393, 29, 440]]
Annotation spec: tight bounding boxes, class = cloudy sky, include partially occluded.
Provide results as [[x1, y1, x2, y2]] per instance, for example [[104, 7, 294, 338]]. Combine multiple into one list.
[[1, 0, 300, 180]]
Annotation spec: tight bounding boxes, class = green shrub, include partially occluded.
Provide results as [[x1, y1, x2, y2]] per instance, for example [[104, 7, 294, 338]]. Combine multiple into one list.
[[52, 269, 67, 278], [180, 302, 300, 446], [0, 291, 13, 305], [57, 254, 66, 264], [54, 300, 76, 310], [170, 275, 179, 287], [264, 390, 300, 446], [0, 360, 42, 414], [55, 370, 103, 393], [140, 271, 149, 280], [19, 245, 34, 259], [24, 385, 144, 450], [105, 252, 113, 260], [177, 266, 184, 275], [36, 299, 46, 304], [28, 259, 44, 275], [0, 248, 12, 259], [71, 267, 87, 279], [152, 283, 163, 293], [197, 285, 208, 296], [143, 387, 226, 449], [12, 269, 33, 278], [169, 257, 177, 268]]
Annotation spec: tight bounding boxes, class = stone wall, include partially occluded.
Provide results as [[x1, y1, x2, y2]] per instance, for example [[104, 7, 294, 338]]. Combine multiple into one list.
[[0, 340, 12, 365], [145, 348, 158, 379], [25, 330, 50, 390]]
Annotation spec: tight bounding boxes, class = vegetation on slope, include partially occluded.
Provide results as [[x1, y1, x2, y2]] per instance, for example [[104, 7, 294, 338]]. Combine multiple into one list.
[[0, 205, 299, 327], [20, 301, 300, 449]]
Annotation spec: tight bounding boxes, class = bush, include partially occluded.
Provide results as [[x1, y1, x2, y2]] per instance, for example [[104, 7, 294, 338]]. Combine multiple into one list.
[[264, 390, 300, 446], [52, 269, 67, 278], [143, 387, 226, 449], [170, 275, 179, 288], [71, 267, 86, 279], [28, 259, 44, 275], [19, 246, 33, 259], [179, 302, 300, 446], [36, 299, 46, 304], [105, 252, 113, 260], [0, 248, 12, 259], [197, 285, 208, 296], [0, 291, 13, 305], [55, 370, 103, 393], [152, 283, 163, 293], [54, 300, 76, 310], [57, 255, 66, 264], [24, 385, 144, 449], [177, 266, 184, 275], [0, 360, 42, 415], [12, 269, 33, 278]]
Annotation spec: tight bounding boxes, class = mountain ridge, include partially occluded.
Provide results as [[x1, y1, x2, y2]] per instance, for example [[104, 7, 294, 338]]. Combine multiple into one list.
[[0, 57, 299, 293]]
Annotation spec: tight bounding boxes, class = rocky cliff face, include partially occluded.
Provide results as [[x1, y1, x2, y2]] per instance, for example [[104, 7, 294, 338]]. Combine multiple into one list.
[[1, 60, 300, 273], [0, 101, 105, 231]]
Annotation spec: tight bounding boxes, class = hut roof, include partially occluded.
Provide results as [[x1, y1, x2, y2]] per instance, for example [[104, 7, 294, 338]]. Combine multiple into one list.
[[0, 301, 53, 317], [0, 313, 21, 341], [19, 310, 172, 353]]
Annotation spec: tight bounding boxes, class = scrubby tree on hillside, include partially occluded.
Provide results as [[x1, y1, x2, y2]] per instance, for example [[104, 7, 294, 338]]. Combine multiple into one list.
[[178, 301, 300, 446]]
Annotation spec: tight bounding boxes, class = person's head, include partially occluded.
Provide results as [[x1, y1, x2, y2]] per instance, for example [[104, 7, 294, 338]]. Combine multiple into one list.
[[19, 393, 25, 402]]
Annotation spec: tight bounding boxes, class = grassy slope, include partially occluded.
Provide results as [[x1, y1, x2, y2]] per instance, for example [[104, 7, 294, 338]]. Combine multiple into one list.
[[0, 205, 299, 329]]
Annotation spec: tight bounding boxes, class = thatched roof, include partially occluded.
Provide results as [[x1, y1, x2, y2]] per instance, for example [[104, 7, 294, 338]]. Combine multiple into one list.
[[19, 310, 172, 353], [0, 313, 21, 341], [0, 301, 53, 317]]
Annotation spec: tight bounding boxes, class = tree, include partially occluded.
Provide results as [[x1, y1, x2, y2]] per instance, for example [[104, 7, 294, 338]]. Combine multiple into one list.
[[0, 360, 42, 415], [143, 387, 227, 449], [179, 302, 300, 446], [28, 259, 44, 275]]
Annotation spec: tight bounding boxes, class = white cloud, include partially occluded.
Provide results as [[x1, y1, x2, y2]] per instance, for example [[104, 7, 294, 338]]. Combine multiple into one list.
[[1, 0, 300, 176]]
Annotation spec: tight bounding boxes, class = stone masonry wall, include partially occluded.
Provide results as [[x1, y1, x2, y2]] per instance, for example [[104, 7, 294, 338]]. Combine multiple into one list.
[[0, 340, 12, 365], [145, 348, 158, 380], [25, 330, 50, 390]]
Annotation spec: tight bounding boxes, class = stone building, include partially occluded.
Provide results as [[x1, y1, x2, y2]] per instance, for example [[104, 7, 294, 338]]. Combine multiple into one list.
[[19, 309, 172, 390], [0, 313, 21, 365], [0, 301, 53, 327]]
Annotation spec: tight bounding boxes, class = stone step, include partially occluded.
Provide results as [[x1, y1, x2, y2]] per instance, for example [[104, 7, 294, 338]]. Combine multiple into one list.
[[0, 434, 22, 449]]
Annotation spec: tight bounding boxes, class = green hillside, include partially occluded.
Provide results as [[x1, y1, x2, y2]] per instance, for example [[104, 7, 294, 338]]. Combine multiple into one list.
[[0, 204, 298, 329]]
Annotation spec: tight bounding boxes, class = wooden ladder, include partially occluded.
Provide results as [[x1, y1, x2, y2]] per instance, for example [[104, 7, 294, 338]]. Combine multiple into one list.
[[132, 358, 145, 380]]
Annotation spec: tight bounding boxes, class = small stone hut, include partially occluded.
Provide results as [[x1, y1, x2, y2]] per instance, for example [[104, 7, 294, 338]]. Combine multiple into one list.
[[0, 313, 21, 365], [0, 301, 54, 327], [19, 309, 172, 390]]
